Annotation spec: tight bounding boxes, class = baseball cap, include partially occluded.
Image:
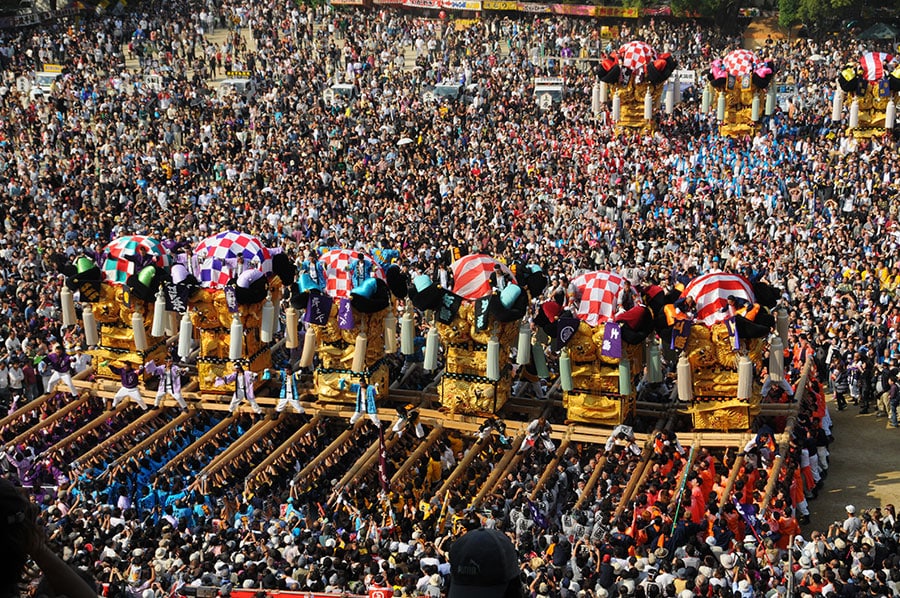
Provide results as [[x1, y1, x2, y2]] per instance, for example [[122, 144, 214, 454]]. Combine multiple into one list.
[[845, 505, 855, 514], [449, 528, 520, 598]]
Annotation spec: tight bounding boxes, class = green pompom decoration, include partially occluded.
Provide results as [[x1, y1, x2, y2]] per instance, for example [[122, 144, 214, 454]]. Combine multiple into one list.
[[138, 265, 156, 286]]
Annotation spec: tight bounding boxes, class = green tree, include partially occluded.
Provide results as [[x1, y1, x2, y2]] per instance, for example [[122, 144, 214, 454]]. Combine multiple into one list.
[[778, 0, 800, 28], [670, 0, 741, 33]]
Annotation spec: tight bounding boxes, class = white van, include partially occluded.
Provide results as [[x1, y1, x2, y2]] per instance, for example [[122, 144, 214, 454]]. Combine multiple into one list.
[[218, 77, 256, 100], [533, 77, 567, 108]]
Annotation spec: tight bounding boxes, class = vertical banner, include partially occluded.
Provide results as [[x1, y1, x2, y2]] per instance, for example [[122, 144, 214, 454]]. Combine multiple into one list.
[[670, 319, 692, 351], [600, 321, 622, 359], [305, 294, 333, 326], [337, 298, 355, 330], [378, 426, 389, 492]]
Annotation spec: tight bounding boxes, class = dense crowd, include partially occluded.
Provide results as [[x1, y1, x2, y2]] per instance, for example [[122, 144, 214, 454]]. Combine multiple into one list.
[[0, 0, 899, 595]]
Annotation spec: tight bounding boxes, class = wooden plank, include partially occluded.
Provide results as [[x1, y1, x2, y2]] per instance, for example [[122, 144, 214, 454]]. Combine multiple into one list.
[[294, 422, 363, 486], [530, 433, 572, 501], [200, 416, 283, 481], [104, 410, 195, 473], [613, 416, 670, 516], [339, 431, 403, 492], [718, 453, 745, 508], [245, 414, 322, 486], [44, 401, 132, 455], [160, 414, 235, 473], [435, 433, 491, 496], [472, 432, 526, 508]]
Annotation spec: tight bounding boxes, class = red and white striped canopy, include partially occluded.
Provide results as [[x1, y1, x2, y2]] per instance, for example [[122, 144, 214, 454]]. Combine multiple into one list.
[[681, 272, 755, 326], [859, 51, 893, 82], [571, 270, 626, 327], [723, 49, 757, 77], [450, 254, 516, 300], [319, 249, 385, 299]]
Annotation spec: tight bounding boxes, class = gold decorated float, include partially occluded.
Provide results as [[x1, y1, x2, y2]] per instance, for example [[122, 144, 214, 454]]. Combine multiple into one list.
[[598, 41, 677, 132], [705, 49, 776, 138], [835, 51, 899, 137]]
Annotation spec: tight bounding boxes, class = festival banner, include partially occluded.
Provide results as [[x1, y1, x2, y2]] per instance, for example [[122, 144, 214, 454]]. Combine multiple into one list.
[[550, 4, 638, 17], [402, 0, 441, 7], [440, 0, 482, 9], [517, 2, 552, 12], [482, 0, 516, 9]]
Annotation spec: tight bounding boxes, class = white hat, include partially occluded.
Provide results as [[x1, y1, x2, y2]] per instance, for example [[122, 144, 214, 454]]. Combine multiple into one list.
[[154, 547, 167, 559], [234, 553, 245, 565], [738, 580, 751, 593], [799, 556, 812, 568], [680, 591, 694, 598], [845, 505, 855, 514], [325, 538, 336, 548], [720, 553, 737, 569], [133, 548, 145, 558]]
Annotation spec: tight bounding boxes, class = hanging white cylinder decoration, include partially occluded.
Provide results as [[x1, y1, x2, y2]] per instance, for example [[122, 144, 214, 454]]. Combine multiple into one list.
[[600, 81, 608, 103], [400, 305, 415, 355], [765, 86, 776, 116], [886, 99, 896, 130], [351, 331, 368, 373], [532, 340, 549, 379], [716, 92, 726, 122], [384, 310, 398, 354], [618, 359, 632, 396], [229, 314, 243, 361], [151, 289, 167, 337], [273, 294, 281, 335], [486, 335, 500, 381], [751, 94, 760, 122], [591, 83, 601, 117], [701, 85, 710, 113], [849, 98, 859, 128], [60, 286, 76, 328], [646, 341, 663, 384], [178, 311, 193, 360], [560, 348, 573, 392], [644, 88, 653, 121], [832, 88, 843, 122], [423, 326, 439, 372], [776, 309, 789, 346], [132, 311, 148, 352], [299, 327, 317, 368], [676, 355, 693, 402], [83, 305, 98, 348], [285, 307, 299, 349], [737, 355, 753, 400], [769, 336, 784, 382], [516, 322, 531, 366], [611, 92, 621, 122], [260, 295, 275, 343], [665, 83, 676, 115]]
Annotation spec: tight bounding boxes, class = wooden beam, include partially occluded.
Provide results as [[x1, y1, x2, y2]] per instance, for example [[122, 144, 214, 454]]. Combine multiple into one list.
[[391, 425, 444, 484], [339, 431, 403, 492], [0, 393, 54, 430], [105, 410, 195, 473], [76, 408, 165, 466], [245, 414, 322, 487], [201, 416, 283, 481], [294, 422, 363, 486], [472, 432, 526, 508], [718, 453, 745, 508], [613, 416, 670, 517], [436, 433, 491, 497], [574, 453, 608, 510], [44, 401, 131, 455], [160, 413, 235, 473], [530, 433, 572, 501], [9, 393, 92, 447]]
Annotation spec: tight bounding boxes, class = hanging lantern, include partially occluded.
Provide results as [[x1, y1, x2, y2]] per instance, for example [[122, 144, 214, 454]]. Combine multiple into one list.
[[351, 331, 368, 373], [400, 303, 415, 356], [716, 92, 726, 122], [178, 311, 193, 360], [619, 359, 632, 396], [849, 98, 859, 128], [832, 88, 843, 122], [769, 336, 784, 382], [532, 339, 549, 379], [611, 92, 621, 122], [765, 86, 775, 116], [665, 83, 675, 115], [260, 295, 275, 343], [60, 286, 76, 328], [423, 326, 439, 372], [486, 334, 500, 381], [701, 85, 710, 114], [600, 81, 608, 103], [151, 289, 167, 337], [887, 99, 896, 130], [737, 355, 753, 400], [646, 340, 663, 384], [132, 311, 148, 352], [83, 305, 98, 348], [560, 348, 573, 392], [284, 307, 299, 349], [299, 327, 317, 368], [229, 314, 243, 361], [384, 310, 398, 354], [676, 355, 692, 402], [776, 309, 789, 346], [751, 94, 760, 122], [643, 88, 653, 121], [516, 322, 531, 366]]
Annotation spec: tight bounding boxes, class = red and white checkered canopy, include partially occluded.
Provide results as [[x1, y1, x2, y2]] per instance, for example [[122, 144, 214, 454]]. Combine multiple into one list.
[[618, 41, 654, 71], [571, 270, 626, 327], [723, 49, 758, 77], [319, 249, 385, 299], [450, 254, 516, 300], [681, 272, 755, 326]]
